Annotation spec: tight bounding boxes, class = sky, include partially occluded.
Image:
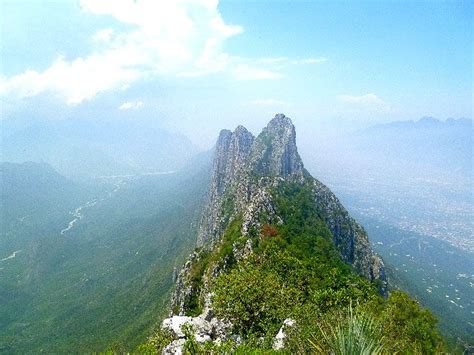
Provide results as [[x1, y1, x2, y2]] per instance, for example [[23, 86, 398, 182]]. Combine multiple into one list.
[[1, 0, 472, 148]]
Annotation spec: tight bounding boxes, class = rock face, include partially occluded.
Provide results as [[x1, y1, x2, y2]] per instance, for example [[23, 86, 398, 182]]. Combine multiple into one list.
[[164, 114, 386, 352], [197, 125, 254, 246], [310, 179, 384, 280], [162, 302, 231, 354], [272, 318, 295, 350], [196, 114, 304, 247], [248, 113, 304, 178]]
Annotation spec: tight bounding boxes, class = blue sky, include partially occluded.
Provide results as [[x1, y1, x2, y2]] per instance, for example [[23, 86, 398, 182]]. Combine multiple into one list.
[[1, 0, 472, 147]]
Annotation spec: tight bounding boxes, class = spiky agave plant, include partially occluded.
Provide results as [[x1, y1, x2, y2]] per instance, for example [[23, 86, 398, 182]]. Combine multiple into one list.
[[309, 304, 385, 355]]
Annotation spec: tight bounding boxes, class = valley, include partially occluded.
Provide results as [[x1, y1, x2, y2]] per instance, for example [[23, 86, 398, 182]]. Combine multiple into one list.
[[325, 183, 474, 346], [0, 162, 210, 353]]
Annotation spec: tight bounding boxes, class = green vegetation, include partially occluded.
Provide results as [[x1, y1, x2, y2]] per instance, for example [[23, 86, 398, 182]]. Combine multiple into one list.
[[0, 163, 209, 353], [308, 304, 385, 354], [147, 180, 444, 353], [182, 218, 245, 316], [2, 163, 446, 353], [379, 291, 443, 353], [214, 264, 299, 336]]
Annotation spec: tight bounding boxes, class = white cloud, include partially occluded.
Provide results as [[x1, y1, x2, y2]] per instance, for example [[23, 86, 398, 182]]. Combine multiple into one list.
[[250, 98, 288, 106], [92, 28, 114, 43], [0, 0, 327, 105], [0, 55, 139, 105], [119, 101, 143, 110], [1, 0, 243, 104], [338, 93, 385, 106]]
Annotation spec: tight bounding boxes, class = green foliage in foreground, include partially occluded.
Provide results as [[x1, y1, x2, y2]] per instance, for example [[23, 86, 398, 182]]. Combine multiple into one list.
[[145, 180, 445, 353], [308, 304, 385, 355]]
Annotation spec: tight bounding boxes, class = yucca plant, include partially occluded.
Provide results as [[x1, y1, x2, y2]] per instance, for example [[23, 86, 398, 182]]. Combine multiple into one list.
[[309, 304, 385, 355]]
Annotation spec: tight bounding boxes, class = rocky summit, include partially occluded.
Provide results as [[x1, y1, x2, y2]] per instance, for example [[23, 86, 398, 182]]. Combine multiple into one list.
[[158, 114, 387, 353], [196, 113, 383, 279]]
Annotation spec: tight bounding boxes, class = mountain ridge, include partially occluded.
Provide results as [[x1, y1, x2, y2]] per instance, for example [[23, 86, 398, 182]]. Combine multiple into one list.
[[195, 114, 384, 279], [151, 114, 405, 353]]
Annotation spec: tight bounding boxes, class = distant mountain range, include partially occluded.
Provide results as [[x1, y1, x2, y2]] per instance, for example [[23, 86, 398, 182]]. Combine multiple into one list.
[[367, 117, 471, 130], [1, 119, 197, 179]]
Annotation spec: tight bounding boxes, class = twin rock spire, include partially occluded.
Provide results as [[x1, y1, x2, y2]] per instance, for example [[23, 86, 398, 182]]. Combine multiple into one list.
[[198, 114, 305, 246], [196, 113, 384, 282], [211, 113, 304, 197]]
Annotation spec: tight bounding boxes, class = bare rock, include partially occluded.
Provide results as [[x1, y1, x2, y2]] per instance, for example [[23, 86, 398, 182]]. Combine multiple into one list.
[[273, 318, 295, 350]]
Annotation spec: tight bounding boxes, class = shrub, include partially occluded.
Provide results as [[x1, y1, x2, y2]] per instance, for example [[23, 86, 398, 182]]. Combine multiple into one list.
[[380, 291, 444, 353], [309, 304, 385, 355], [212, 263, 300, 337], [261, 224, 279, 238]]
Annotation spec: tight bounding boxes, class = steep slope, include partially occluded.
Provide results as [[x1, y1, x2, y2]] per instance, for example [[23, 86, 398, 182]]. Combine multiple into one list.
[[140, 115, 449, 353], [196, 114, 384, 280]]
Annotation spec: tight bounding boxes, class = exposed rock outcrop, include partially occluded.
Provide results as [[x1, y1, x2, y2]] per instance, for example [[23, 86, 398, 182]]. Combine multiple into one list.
[[311, 178, 385, 280], [197, 114, 304, 247], [248, 113, 304, 178], [162, 294, 232, 354], [273, 318, 295, 350], [197, 126, 254, 246]]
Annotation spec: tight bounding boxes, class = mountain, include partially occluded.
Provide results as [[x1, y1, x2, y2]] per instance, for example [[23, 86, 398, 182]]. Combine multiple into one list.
[[1, 119, 197, 179], [1, 161, 75, 219], [195, 114, 384, 279], [145, 114, 443, 353]]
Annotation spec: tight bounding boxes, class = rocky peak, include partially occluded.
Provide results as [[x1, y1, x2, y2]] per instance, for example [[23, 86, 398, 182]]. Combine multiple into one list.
[[198, 114, 306, 247], [249, 113, 304, 178], [197, 125, 255, 246], [169, 114, 387, 348], [211, 129, 233, 196], [196, 113, 383, 282], [210, 127, 254, 197], [268, 113, 293, 128], [211, 114, 303, 196], [226, 125, 254, 183]]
